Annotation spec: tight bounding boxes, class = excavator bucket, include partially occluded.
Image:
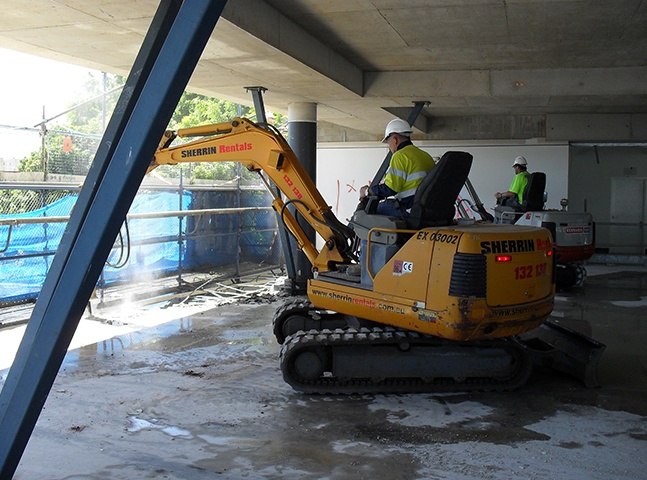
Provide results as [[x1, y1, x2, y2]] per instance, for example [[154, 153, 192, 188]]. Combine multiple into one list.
[[519, 319, 606, 388]]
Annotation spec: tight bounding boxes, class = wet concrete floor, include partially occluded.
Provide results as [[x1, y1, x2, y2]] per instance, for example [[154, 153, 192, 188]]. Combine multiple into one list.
[[4, 265, 647, 479]]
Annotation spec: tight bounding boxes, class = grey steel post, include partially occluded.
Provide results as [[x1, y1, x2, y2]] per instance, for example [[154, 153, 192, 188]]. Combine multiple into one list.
[[245, 86, 298, 286]]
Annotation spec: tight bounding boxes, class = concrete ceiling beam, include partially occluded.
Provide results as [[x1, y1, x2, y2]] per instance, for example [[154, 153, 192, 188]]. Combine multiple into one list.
[[493, 66, 647, 96], [382, 106, 429, 134], [547, 113, 647, 142], [222, 0, 363, 97], [365, 66, 647, 99], [365, 70, 490, 98], [0, 1, 645, 141]]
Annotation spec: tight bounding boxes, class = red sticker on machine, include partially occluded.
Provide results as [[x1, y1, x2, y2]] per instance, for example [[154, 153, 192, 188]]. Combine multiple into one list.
[[393, 260, 413, 276]]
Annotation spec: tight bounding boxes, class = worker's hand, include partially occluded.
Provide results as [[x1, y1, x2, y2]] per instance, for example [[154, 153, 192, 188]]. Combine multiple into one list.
[[495, 192, 502, 200], [360, 185, 369, 198]]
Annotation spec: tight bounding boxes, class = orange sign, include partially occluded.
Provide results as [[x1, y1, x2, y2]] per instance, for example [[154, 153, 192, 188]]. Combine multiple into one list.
[[62, 137, 73, 153]]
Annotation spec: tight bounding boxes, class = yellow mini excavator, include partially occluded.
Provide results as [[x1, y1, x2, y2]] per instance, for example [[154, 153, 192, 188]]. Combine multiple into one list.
[[149, 116, 604, 394]]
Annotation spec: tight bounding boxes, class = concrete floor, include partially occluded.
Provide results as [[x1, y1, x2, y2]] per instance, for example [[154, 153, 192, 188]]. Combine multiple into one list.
[[2, 265, 647, 480]]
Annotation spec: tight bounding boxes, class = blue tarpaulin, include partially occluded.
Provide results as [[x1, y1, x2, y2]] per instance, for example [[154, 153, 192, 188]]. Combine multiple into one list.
[[0, 189, 282, 303], [0, 192, 189, 303]]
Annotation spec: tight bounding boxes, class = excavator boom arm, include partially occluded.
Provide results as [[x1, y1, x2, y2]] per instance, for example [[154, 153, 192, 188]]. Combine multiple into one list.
[[150, 118, 356, 271]]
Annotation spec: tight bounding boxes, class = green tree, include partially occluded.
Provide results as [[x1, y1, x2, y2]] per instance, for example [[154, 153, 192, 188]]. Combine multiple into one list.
[[170, 94, 252, 129], [19, 72, 122, 176], [18, 151, 43, 173], [66, 73, 124, 132], [19, 75, 287, 182]]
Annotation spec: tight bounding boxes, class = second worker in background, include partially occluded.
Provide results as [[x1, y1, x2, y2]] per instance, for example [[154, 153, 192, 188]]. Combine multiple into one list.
[[494, 156, 531, 209]]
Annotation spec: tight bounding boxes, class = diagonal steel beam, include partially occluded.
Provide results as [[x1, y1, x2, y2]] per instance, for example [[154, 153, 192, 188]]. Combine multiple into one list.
[[0, 1, 228, 477]]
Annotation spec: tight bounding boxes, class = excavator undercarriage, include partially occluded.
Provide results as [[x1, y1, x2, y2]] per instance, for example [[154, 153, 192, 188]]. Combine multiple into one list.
[[273, 297, 605, 394], [281, 328, 533, 394]]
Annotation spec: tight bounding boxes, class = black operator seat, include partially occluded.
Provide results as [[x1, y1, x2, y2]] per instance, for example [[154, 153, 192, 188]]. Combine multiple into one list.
[[494, 171, 546, 224], [519, 172, 546, 212], [351, 151, 473, 236], [406, 151, 473, 229]]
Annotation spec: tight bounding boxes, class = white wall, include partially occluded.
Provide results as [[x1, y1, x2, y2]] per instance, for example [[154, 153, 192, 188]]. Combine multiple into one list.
[[316, 141, 569, 225], [569, 145, 647, 253]]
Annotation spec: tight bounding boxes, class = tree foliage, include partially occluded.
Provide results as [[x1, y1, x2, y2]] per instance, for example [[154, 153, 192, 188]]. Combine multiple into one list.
[[20, 72, 122, 175], [170, 93, 252, 129], [19, 73, 287, 183], [18, 151, 42, 173]]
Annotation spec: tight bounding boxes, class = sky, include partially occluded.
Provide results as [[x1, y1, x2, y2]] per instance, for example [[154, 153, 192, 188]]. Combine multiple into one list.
[[0, 48, 100, 160]]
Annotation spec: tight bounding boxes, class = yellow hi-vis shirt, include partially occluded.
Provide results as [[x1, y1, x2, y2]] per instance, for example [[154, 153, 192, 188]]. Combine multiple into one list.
[[385, 144, 435, 200]]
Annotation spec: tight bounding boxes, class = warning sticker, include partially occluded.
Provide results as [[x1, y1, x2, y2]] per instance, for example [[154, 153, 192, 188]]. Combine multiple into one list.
[[393, 260, 413, 276], [417, 310, 437, 323]]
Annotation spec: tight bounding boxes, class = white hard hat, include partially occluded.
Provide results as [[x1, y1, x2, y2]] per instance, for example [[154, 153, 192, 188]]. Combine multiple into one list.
[[381, 118, 413, 143], [513, 156, 528, 167]]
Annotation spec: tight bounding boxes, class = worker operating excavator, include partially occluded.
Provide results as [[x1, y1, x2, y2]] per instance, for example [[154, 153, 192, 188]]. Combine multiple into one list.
[[358, 119, 435, 218]]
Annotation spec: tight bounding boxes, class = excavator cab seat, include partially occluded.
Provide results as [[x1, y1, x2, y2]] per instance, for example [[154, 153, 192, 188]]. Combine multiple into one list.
[[520, 172, 546, 212], [495, 172, 546, 224], [350, 151, 473, 285], [352, 150, 473, 234], [405, 151, 473, 229]]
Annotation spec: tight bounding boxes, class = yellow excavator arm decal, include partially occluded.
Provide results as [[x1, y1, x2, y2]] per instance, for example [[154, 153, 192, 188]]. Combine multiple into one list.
[[149, 118, 356, 271]]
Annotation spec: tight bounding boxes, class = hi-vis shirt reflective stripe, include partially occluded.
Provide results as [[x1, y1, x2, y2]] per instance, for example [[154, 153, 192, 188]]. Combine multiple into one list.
[[385, 145, 435, 200]]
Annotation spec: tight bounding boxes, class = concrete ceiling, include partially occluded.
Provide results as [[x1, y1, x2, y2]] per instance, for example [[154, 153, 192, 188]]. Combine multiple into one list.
[[1, 0, 646, 142]]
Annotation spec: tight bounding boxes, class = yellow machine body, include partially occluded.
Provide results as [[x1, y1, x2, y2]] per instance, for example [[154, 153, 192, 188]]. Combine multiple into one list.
[[309, 224, 554, 342], [151, 118, 554, 343]]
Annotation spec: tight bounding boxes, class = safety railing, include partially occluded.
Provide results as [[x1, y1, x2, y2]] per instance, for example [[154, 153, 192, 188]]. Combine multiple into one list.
[[0, 186, 283, 305]]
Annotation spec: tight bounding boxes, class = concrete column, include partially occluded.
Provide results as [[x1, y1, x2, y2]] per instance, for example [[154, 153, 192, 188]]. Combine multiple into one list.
[[287, 102, 317, 294]]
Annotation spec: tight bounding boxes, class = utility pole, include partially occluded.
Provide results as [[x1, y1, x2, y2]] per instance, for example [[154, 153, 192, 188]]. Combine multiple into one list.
[[39, 107, 47, 181]]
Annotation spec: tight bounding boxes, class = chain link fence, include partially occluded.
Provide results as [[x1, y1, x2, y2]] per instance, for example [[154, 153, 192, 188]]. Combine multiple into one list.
[[0, 122, 288, 306], [0, 189, 75, 215]]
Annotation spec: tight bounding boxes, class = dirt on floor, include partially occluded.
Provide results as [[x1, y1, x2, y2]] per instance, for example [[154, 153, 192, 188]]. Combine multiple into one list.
[[3, 267, 647, 479]]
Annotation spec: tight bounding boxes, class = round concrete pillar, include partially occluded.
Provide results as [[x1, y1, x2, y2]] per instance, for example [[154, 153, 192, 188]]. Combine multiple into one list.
[[287, 102, 317, 294], [288, 102, 317, 123]]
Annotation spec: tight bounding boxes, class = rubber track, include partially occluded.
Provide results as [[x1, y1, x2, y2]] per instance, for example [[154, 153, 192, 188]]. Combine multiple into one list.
[[271, 296, 313, 343], [280, 327, 533, 394]]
